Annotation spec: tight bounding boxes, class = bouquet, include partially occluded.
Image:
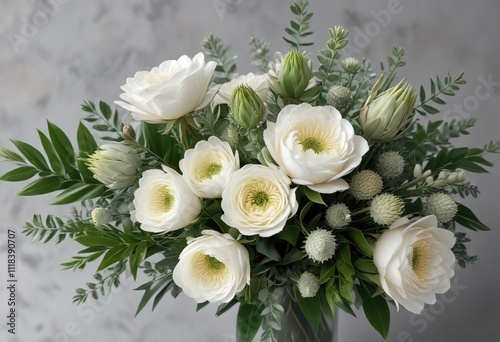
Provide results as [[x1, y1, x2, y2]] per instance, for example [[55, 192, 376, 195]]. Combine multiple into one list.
[[1, 1, 497, 341]]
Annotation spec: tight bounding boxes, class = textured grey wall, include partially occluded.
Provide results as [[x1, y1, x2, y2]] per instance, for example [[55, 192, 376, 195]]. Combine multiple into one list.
[[0, 0, 499, 341]]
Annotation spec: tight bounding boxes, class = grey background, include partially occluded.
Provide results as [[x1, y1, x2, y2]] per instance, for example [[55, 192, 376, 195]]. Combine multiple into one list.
[[0, 0, 499, 341]]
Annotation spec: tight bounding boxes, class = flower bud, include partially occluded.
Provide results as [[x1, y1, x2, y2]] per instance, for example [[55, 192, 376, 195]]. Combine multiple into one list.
[[304, 229, 337, 263], [422, 193, 458, 223], [350, 170, 383, 200], [91, 208, 112, 227], [360, 76, 417, 143], [86, 142, 142, 189], [122, 124, 136, 140], [230, 84, 265, 129], [413, 164, 423, 178], [278, 50, 312, 99], [457, 170, 466, 183], [297, 272, 320, 298], [326, 203, 351, 229], [376, 151, 405, 179], [341, 57, 360, 74], [370, 193, 405, 226], [326, 85, 353, 114]]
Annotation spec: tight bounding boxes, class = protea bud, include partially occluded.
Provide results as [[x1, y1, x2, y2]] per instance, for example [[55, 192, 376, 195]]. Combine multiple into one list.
[[86, 142, 142, 189], [360, 75, 417, 143], [230, 84, 265, 129], [278, 50, 312, 99]]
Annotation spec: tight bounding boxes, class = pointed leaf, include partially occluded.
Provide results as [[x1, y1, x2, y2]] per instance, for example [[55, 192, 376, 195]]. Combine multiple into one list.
[[10, 139, 50, 171], [0, 166, 38, 182], [18, 176, 63, 196], [236, 302, 262, 342]]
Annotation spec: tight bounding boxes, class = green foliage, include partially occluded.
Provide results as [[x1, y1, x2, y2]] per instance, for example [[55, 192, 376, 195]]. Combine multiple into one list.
[[23, 214, 93, 244], [283, 0, 314, 49], [379, 47, 406, 91], [73, 261, 125, 304], [202, 34, 237, 84], [452, 231, 478, 268], [259, 288, 284, 342], [237, 302, 263, 342], [415, 72, 466, 116], [357, 283, 390, 339], [249, 37, 271, 73], [82, 100, 124, 141]]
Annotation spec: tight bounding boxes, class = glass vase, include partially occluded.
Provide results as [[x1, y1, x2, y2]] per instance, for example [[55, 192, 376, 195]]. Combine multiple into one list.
[[269, 287, 338, 342]]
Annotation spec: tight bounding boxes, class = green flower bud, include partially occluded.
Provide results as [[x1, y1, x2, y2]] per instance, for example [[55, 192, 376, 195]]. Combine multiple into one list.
[[360, 75, 417, 143], [278, 50, 312, 99], [230, 84, 265, 129], [341, 57, 360, 74]]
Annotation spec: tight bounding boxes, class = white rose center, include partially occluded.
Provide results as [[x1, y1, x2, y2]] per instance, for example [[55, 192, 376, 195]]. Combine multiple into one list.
[[411, 240, 432, 279], [152, 186, 175, 213], [242, 180, 279, 212], [194, 155, 223, 181], [294, 123, 341, 154], [194, 252, 230, 282]]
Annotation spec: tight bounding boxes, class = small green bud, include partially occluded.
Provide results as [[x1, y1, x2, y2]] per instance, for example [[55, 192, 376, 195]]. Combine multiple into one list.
[[278, 50, 312, 99], [230, 84, 265, 129], [341, 57, 360, 74]]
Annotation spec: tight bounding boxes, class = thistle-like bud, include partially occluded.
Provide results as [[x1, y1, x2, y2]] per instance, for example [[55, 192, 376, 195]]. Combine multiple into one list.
[[325, 203, 351, 229], [221, 123, 240, 150], [86, 142, 142, 189], [360, 75, 417, 143], [230, 84, 265, 129], [376, 151, 405, 179], [304, 229, 337, 263], [422, 193, 458, 223], [278, 50, 312, 99], [341, 57, 360, 74], [91, 208, 112, 227], [297, 272, 320, 298], [326, 85, 353, 114], [370, 193, 405, 226], [350, 170, 383, 200]]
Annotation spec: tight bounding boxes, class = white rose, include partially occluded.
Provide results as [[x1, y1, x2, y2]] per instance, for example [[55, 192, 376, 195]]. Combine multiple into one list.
[[173, 230, 250, 303], [86, 142, 141, 190], [221, 164, 298, 237], [263, 103, 369, 194], [211, 72, 269, 108], [373, 215, 456, 314], [179, 136, 239, 198], [132, 165, 201, 233], [115, 52, 216, 123]]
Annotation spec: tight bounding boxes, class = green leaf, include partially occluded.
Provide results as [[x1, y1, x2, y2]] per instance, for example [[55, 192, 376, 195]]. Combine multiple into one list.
[[18, 176, 63, 196], [97, 246, 127, 271], [303, 186, 326, 206], [76, 236, 121, 248], [294, 286, 322, 333], [10, 139, 50, 171], [135, 277, 170, 316], [236, 302, 262, 342], [77, 122, 98, 156], [0, 147, 25, 163], [0, 166, 38, 182], [47, 121, 77, 171], [37, 130, 65, 176], [50, 183, 107, 205], [130, 242, 148, 280], [454, 203, 490, 231], [357, 284, 390, 339], [256, 237, 281, 262], [99, 101, 112, 120], [354, 259, 378, 274], [345, 230, 373, 256]]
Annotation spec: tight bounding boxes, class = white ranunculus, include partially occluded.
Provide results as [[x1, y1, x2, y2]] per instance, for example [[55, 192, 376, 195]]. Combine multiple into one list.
[[373, 215, 456, 314], [179, 136, 239, 198], [86, 142, 142, 189], [221, 164, 298, 237], [211, 72, 269, 108], [115, 53, 216, 123], [132, 165, 202, 233], [263, 103, 369, 194], [173, 230, 250, 303]]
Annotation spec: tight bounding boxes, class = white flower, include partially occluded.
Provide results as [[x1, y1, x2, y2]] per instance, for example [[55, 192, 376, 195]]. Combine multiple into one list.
[[211, 72, 269, 108], [304, 229, 337, 263], [173, 230, 250, 303], [86, 142, 141, 189], [132, 165, 202, 233], [115, 53, 216, 123], [373, 216, 456, 314], [297, 272, 320, 298], [221, 165, 298, 237], [264, 103, 369, 193], [179, 136, 239, 198]]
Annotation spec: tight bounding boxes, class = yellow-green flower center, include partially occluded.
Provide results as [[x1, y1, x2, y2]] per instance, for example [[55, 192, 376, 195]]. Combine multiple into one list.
[[194, 252, 229, 282], [152, 186, 175, 213], [301, 137, 325, 154], [296, 124, 341, 155], [412, 240, 431, 279], [194, 155, 224, 181], [205, 163, 223, 179], [242, 180, 280, 212]]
